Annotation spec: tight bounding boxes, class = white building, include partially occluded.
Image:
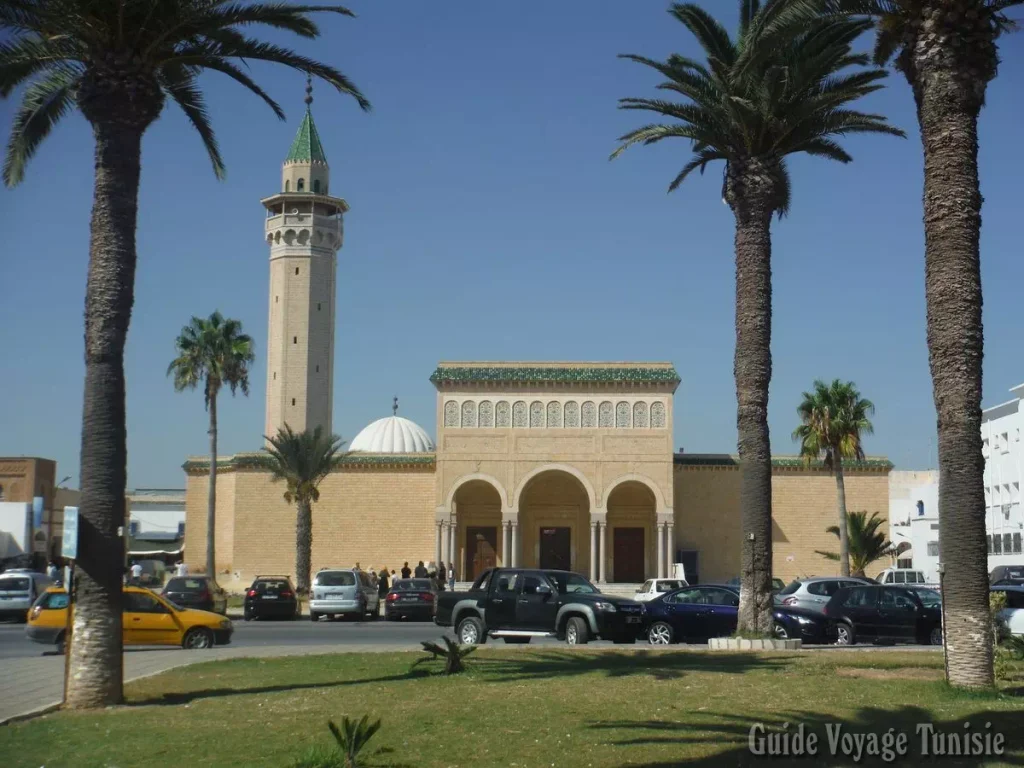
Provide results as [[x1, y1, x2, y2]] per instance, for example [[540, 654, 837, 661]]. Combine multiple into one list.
[[889, 383, 1024, 582], [127, 489, 186, 558]]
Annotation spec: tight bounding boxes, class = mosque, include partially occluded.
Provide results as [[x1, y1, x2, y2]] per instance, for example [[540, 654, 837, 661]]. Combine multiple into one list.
[[182, 96, 892, 589]]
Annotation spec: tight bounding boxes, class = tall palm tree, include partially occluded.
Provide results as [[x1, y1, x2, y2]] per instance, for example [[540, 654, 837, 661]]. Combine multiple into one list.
[[815, 510, 893, 577], [831, 0, 1021, 690], [264, 425, 345, 593], [793, 379, 875, 576], [612, 0, 903, 633], [0, 0, 369, 709], [168, 311, 255, 580]]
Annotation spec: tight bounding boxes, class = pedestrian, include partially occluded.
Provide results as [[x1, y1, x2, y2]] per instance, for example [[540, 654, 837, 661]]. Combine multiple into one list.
[[355, 561, 361, 572], [175, 560, 188, 577], [414, 560, 427, 578], [129, 561, 143, 585], [369, 568, 377, 587], [401, 561, 412, 579], [391, 569, 399, 588], [378, 567, 389, 610], [437, 561, 447, 591], [448, 561, 457, 591], [46, 561, 59, 581]]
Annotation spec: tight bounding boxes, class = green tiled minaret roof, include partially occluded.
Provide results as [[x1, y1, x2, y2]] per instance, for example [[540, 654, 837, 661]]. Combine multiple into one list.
[[285, 108, 328, 164]]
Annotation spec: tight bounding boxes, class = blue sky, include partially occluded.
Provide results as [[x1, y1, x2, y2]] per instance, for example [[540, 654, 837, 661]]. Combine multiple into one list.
[[1, 1, 1022, 489]]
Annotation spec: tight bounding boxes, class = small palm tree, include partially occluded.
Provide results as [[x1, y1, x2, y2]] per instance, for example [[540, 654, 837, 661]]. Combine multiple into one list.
[[168, 312, 255, 580], [830, 0, 1023, 691], [264, 425, 344, 593], [612, 0, 903, 634], [327, 716, 382, 768], [793, 379, 875, 577], [1, 0, 368, 710], [414, 636, 476, 675], [815, 510, 892, 577]]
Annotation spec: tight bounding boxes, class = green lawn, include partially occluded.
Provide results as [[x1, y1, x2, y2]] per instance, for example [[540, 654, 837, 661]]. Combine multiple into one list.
[[3, 649, 1023, 767]]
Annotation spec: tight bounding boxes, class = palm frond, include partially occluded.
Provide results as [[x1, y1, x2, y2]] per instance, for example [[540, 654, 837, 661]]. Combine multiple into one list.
[[160, 64, 225, 179], [3, 67, 78, 187]]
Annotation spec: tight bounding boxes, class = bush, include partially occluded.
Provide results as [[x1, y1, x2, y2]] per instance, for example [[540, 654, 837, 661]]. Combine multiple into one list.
[[290, 716, 383, 768], [414, 636, 476, 675]]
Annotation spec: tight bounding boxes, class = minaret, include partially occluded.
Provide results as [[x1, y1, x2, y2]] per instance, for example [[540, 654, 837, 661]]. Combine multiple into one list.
[[262, 77, 347, 440]]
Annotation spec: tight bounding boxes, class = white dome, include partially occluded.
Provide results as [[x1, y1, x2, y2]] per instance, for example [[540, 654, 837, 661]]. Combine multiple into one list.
[[349, 415, 435, 453]]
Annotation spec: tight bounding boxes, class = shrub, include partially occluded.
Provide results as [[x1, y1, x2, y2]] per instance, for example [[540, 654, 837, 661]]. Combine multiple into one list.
[[291, 715, 382, 768], [414, 636, 476, 675]]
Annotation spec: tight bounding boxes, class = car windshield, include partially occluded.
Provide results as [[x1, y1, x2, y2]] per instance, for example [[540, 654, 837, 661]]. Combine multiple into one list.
[[656, 580, 685, 592], [778, 580, 802, 596], [395, 579, 432, 591], [255, 580, 290, 592], [314, 572, 355, 587], [914, 589, 941, 607], [165, 578, 206, 592], [546, 572, 598, 595], [0, 577, 30, 591]]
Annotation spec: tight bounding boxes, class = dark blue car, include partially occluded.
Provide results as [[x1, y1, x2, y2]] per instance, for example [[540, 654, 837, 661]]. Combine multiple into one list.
[[644, 585, 740, 644], [772, 606, 828, 643]]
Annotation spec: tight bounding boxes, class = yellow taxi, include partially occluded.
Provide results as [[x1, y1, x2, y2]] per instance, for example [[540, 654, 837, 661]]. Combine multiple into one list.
[[26, 586, 233, 653]]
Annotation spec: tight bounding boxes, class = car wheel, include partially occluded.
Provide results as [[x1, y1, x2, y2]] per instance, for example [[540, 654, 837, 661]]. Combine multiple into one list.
[[182, 627, 213, 650], [647, 621, 673, 645], [55, 632, 66, 655], [565, 617, 589, 646], [310, 611, 320, 622], [503, 637, 531, 644], [456, 616, 487, 645], [773, 622, 789, 640], [930, 626, 943, 646], [834, 622, 854, 646]]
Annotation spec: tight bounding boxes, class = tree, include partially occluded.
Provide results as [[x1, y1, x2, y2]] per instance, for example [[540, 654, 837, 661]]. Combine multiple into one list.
[[612, 0, 903, 633], [793, 379, 875, 576], [831, 0, 1022, 690], [0, 0, 369, 709], [264, 425, 345, 593], [168, 311, 255, 580], [815, 510, 893, 577]]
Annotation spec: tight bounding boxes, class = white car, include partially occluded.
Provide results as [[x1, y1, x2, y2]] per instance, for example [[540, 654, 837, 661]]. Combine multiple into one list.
[[633, 578, 688, 602], [874, 568, 938, 588], [993, 586, 1024, 636]]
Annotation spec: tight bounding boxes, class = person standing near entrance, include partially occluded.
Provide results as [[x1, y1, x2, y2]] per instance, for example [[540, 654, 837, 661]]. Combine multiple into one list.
[[401, 562, 412, 579], [414, 561, 427, 578], [129, 561, 143, 585], [448, 561, 456, 591], [437, 561, 447, 591], [377, 567, 389, 614]]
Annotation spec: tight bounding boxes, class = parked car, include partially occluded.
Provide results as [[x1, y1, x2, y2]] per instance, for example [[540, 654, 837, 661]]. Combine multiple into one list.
[[162, 576, 228, 615], [243, 575, 300, 621], [908, 587, 942, 609], [384, 578, 437, 621], [26, 586, 232, 652], [772, 606, 828, 644], [824, 585, 942, 646], [874, 568, 936, 588], [992, 585, 1024, 636], [990, 565, 1024, 586], [775, 577, 873, 614], [310, 568, 379, 621], [434, 567, 644, 645], [0, 569, 53, 622], [633, 578, 688, 602], [644, 584, 740, 644]]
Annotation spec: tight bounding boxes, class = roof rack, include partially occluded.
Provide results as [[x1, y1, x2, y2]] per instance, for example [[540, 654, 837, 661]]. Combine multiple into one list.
[[254, 574, 293, 579]]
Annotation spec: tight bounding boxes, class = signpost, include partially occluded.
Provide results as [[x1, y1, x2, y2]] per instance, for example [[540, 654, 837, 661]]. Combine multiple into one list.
[[60, 507, 78, 705], [61, 507, 79, 560]]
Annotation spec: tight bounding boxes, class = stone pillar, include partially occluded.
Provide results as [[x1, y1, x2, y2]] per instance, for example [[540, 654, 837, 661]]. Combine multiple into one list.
[[435, 523, 442, 567], [503, 521, 512, 565], [598, 521, 607, 583], [666, 522, 675, 576], [440, 521, 449, 563], [590, 522, 598, 581], [511, 521, 519, 567], [657, 523, 665, 579], [449, 518, 457, 575]]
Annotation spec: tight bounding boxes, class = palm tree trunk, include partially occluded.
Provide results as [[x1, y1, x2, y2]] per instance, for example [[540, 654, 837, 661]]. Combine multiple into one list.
[[912, 64, 991, 688], [730, 176, 775, 635], [206, 388, 217, 580], [296, 498, 312, 593], [64, 118, 144, 709], [834, 457, 850, 577]]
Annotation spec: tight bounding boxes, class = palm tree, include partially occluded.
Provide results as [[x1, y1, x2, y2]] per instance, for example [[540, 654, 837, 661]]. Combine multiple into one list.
[[793, 379, 875, 577], [168, 312, 255, 580], [264, 425, 344, 593], [0, 1, 368, 709], [612, 0, 903, 633], [831, 0, 1021, 690], [815, 510, 893, 577]]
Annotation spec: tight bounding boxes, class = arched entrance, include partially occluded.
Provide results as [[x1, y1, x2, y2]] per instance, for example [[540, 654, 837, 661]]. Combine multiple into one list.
[[452, 479, 504, 581], [517, 469, 592, 574], [606, 481, 657, 583]]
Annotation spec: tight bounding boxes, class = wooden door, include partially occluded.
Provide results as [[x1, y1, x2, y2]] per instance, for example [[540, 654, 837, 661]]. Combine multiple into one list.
[[539, 527, 571, 570], [466, 527, 498, 580], [613, 527, 645, 583]]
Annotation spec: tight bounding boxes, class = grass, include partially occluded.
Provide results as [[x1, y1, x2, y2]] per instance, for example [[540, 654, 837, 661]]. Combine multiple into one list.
[[2, 649, 1023, 767]]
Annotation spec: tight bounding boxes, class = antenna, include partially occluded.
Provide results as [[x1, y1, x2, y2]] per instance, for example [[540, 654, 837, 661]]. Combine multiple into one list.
[[392, 396, 399, 416]]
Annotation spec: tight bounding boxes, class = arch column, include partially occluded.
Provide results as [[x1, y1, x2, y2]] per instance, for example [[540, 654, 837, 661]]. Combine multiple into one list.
[[590, 521, 598, 581], [657, 510, 675, 579], [657, 522, 665, 578]]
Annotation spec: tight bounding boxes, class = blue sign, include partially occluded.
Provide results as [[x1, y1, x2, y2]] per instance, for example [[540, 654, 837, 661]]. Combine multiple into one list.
[[62, 507, 79, 559], [32, 496, 44, 529]]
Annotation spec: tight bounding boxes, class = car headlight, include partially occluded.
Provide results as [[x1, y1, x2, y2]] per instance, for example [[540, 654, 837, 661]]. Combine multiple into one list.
[[593, 601, 617, 613], [219, 619, 232, 629]]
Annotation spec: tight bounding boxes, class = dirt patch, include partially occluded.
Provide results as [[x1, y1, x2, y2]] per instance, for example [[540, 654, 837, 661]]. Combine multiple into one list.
[[836, 667, 943, 681]]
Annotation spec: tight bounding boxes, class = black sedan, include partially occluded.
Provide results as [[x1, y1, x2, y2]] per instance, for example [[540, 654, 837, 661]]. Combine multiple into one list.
[[162, 576, 228, 615], [772, 606, 828, 643], [824, 584, 942, 646], [644, 585, 740, 644], [243, 576, 300, 620], [384, 578, 437, 621]]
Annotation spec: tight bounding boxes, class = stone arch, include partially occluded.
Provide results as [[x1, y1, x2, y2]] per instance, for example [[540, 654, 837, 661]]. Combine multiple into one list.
[[445, 473, 509, 512], [601, 473, 667, 514], [512, 463, 598, 513]]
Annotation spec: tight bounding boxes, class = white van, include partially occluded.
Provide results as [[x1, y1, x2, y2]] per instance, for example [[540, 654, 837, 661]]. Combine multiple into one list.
[[0, 570, 54, 622], [874, 568, 934, 587]]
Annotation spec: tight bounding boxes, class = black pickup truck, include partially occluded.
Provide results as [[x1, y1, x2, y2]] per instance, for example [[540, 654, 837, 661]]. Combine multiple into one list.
[[434, 567, 644, 645]]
